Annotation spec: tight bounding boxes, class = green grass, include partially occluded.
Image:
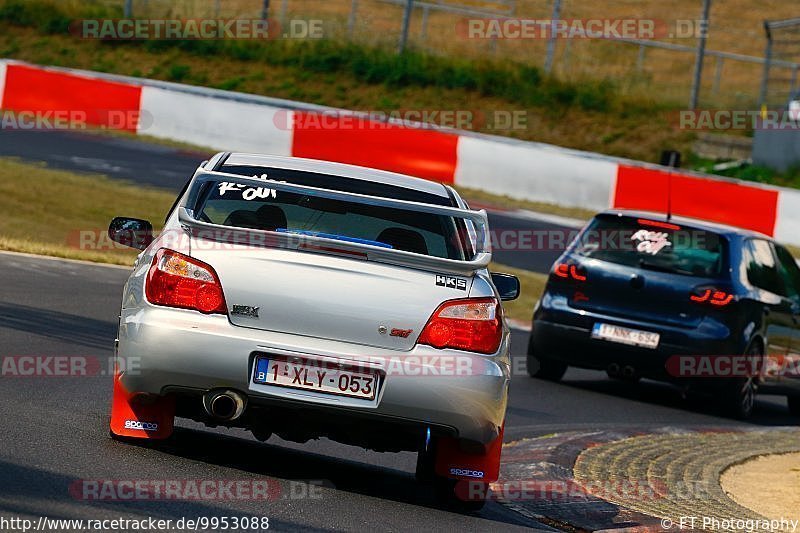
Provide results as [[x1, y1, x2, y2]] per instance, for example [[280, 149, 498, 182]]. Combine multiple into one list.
[[0, 0, 626, 115], [0, 0, 695, 165], [0, 158, 172, 265]]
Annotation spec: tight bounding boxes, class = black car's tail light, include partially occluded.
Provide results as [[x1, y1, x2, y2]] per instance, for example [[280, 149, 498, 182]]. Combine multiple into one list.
[[553, 262, 587, 282], [690, 287, 735, 307]]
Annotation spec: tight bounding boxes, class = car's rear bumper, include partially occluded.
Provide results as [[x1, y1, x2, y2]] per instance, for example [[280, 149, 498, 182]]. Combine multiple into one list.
[[532, 306, 740, 381], [117, 305, 510, 446]]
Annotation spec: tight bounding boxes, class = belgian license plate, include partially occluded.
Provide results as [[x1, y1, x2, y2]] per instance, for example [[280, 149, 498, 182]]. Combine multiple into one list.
[[592, 323, 660, 349], [252, 357, 378, 400]]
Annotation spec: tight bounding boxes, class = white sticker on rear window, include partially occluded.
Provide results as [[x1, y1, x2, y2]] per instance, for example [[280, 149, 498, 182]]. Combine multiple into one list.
[[631, 229, 672, 255], [218, 181, 278, 200]]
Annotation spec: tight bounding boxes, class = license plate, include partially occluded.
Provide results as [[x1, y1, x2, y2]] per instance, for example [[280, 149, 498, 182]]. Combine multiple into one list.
[[252, 357, 378, 400], [592, 323, 660, 349]]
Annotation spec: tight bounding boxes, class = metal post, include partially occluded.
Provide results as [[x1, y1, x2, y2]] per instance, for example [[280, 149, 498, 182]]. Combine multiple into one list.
[[124, 0, 133, 18], [544, 0, 562, 74], [348, 0, 359, 36], [636, 44, 645, 72], [261, 0, 270, 21], [712, 56, 723, 95], [689, 0, 711, 110], [420, 5, 429, 41], [280, 0, 288, 25], [758, 23, 773, 111], [398, 0, 414, 54]]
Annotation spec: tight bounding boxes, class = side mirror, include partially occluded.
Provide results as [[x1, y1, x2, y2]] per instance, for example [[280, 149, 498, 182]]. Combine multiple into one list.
[[108, 217, 154, 251], [491, 273, 520, 301]]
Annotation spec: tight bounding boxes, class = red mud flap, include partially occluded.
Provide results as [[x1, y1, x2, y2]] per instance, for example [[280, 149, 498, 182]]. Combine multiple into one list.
[[434, 424, 504, 501], [109, 373, 175, 440]]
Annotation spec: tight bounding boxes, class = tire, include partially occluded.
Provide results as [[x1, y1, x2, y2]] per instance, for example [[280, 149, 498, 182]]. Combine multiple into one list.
[[788, 396, 800, 417], [526, 352, 567, 381], [433, 476, 488, 513], [607, 372, 641, 383], [415, 443, 437, 484], [720, 341, 762, 420]]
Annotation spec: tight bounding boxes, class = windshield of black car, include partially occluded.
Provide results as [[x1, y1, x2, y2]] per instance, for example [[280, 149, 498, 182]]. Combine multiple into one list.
[[572, 215, 728, 277], [195, 178, 467, 260]]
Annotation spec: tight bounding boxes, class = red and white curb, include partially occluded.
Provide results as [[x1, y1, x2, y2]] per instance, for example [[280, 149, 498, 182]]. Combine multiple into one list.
[[2, 59, 799, 246]]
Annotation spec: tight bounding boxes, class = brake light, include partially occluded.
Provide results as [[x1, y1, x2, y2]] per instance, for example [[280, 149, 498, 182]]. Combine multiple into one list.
[[418, 298, 502, 355], [637, 218, 681, 231], [690, 288, 735, 307], [145, 249, 227, 314], [553, 262, 587, 282]]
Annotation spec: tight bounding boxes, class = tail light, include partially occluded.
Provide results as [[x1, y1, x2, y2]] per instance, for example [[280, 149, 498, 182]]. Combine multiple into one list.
[[145, 249, 227, 314], [690, 287, 735, 307], [553, 262, 587, 282], [418, 298, 503, 355]]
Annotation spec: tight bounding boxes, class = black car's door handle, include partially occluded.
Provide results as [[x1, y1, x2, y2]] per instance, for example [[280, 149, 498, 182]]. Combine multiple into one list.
[[763, 307, 771, 317]]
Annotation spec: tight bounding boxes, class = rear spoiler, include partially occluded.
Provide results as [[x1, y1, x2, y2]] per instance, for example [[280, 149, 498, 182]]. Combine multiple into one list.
[[177, 170, 492, 275]]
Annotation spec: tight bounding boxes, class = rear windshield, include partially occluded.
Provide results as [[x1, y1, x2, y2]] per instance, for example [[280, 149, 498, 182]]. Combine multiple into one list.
[[195, 176, 467, 260], [572, 215, 727, 277]]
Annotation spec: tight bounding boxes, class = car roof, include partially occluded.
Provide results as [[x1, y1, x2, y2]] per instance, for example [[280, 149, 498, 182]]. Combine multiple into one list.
[[599, 209, 774, 241], [221, 153, 451, 199]]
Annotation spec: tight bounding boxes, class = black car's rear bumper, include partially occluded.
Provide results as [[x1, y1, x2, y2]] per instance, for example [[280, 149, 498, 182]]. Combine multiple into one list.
[[531, 317, 742, 382]]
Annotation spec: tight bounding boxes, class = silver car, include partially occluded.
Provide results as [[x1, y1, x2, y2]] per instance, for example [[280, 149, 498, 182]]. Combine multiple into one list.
[[107, 153, 519, 510]]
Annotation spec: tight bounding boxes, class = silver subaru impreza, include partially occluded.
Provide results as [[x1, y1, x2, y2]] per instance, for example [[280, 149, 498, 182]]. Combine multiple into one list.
[[107, 153, 519, 510]]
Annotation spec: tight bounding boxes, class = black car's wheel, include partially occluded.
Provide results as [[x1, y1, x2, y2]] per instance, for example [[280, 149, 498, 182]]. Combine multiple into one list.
[[433, 476, 488, 513], [720, 341, 762, 420], [607, 372, 641, 383], [526, 335, 567, 380], [415, 444, 436, 484], [526, 352, 568, 381], [787, 395, 800, 417]]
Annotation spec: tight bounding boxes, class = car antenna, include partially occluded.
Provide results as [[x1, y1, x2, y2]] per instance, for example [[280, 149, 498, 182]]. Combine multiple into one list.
[[660, 150, 681, 221]]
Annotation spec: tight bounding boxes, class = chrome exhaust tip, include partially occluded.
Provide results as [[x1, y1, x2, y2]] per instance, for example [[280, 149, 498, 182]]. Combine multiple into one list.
[[203, 389, 247, 421]]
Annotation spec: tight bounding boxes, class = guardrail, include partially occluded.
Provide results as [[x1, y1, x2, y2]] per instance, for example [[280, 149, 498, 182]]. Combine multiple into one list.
[[1, 58, 799, 246]]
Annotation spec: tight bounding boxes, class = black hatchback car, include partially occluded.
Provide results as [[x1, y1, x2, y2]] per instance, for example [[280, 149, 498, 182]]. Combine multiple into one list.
[[528, 210, 800, 419]]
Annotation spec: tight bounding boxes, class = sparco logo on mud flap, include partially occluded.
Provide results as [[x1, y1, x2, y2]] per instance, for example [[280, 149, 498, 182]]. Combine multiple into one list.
[[449, 468, 485, 478], [124, 420, 159, 432]]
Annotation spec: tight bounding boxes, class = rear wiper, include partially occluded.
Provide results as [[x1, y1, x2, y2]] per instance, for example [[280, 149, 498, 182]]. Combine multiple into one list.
[[638, 259, 694, 276]]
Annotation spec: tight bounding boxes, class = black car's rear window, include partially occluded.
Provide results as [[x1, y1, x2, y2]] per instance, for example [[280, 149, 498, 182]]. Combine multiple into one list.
[[573, 214, 728, 277]]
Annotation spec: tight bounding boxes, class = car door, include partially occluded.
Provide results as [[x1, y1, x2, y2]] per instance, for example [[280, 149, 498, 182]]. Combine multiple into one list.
[[742, 239, 795, 388], [774, 244, 800, 392]]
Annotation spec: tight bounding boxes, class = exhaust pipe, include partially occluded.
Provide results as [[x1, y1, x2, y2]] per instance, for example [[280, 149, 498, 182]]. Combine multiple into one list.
[[203, 389, 246, 421], [607, 363, 621, 377], [622, 366, 636, 379]]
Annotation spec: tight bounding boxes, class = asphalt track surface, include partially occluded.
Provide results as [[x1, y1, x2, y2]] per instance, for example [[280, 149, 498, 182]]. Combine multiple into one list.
[[0, 129, 567, 274], [1, 130, 799, 531]]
